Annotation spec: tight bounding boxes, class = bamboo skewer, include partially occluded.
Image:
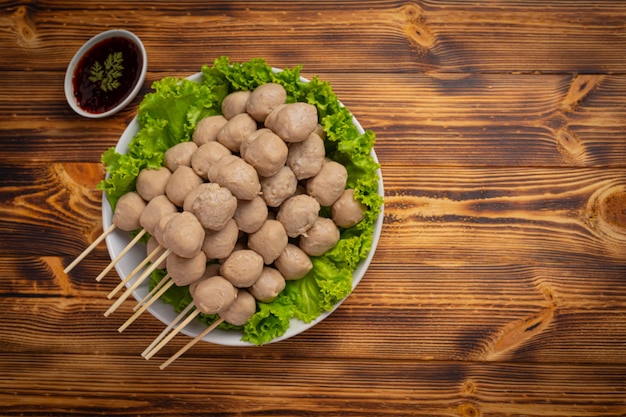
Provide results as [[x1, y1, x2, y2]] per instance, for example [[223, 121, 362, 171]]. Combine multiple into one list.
[[159, 317, 224, 370], [104, 248, 173, 317], [133, 274, 171, 311], [142, 303, 196, 358], [144, 308, 201, 360], [118, 275, 175, 332], [96, 229, 147, 282], [107, 244, 163, 300], [64, 224, 116, 274]]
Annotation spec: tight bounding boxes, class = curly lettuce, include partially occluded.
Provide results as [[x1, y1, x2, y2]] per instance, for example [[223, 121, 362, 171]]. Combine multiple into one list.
[[105, 56, 383, 346]]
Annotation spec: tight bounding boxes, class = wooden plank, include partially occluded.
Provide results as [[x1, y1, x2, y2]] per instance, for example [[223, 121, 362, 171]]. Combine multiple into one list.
[[1, 1, 626, 73], [0, 354, 624, 416], [2, 257, 625, 365], [1, 72, 626, 167]]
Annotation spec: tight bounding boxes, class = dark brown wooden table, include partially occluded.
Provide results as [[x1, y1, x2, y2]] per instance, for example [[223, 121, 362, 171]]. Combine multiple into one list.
[[1, 1, 625, 415]]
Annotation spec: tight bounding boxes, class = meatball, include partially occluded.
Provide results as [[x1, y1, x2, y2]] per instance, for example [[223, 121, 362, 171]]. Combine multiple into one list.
[[306, 160, 348, 206], [265, 102, 318, 143], [202, 218, 239, 260], [162, 211, 205, 258], [298, 216, 340, 257], [331, 188, 366, 228], [233, 195, 268, 234], [213, 155, 261, 201], [219, 289, 257, 326], [166, 250, 207, 286], [164, 141, 198, 172], [286, 132, 325, 180], [112, 191, 146, 231], [135, 167, 172, 201], [189, 263, 222, 295], [190, 141, 231, 179], [260, 166, 298, 208], [193, 115, 228, 146], [221, 90, 252, 119], [276, 194, 320, 238], [246, 83, 287, 123], [274, 243, 313, 280], [192, 275, 237, 315], [217, 112, 257, 152], [190, 182, 237, 231], [241, 129, 288, 177], [165, 165, 204, 207], [139, 195, 178, 235], [249, 267, 286, 303], [247, 219, 288, 264], [220, 249, 264, 288], [153, 211, 178, 246]]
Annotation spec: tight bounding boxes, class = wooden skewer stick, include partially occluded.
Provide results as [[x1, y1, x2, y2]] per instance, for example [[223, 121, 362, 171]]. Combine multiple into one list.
[[141, 303, 195, 358], [133, 274, 171, 311], [96, 229, 147, 282], [107, 244, 163, 300], [104, 248, 172, 317], [144, 308, 201, 360], [64, 224, 116, 274], [118, 275, 175, 333], [159, 317, 224, 370]]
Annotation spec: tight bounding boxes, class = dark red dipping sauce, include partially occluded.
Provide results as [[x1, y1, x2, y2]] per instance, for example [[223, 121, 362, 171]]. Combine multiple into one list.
[[72, 37, 143, 114]]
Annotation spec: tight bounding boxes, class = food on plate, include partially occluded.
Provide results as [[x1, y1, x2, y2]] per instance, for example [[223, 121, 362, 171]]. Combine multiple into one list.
[[220, 249, 264, 288], [306, 159, 348, 206], [191, 141, 231, 178], [166, 251, 207, 286], [331, 188, 366, 228], [245, 82, 287, 122], [139, 195, 178, 236], [221, 90, 252, 119], [161, 211, 204, 258], [136, 167, 171, 201], [192, 115, 228, 145], [192, 275, 238, 315], [233, 195, 268, 234], [286, 132, 325, 180], [112, 191, 146, 231], [189, 182, 237, 231], [201, 218, 239, 259], [276, 194, 320, 238], [98, 57, 383, 346], [247, 219, 289, 265], [274, 243, 313, 280], [164, 165, 204, 207], [217, 112, 257, 152], [298, 216, 340, 257], [219, 289, 257, 326], [164, 141, 198, 172]]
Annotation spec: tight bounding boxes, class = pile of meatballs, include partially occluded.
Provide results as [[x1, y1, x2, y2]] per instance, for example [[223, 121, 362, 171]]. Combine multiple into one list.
[[112, 82, 367, 329]]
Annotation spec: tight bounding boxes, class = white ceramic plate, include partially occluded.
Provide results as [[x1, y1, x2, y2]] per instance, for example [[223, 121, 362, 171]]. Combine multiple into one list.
[[103, 72, 384, 346]]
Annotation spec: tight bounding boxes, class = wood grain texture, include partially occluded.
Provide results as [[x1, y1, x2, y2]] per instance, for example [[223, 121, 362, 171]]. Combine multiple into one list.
[[2, 71, 625, 167], [2, 1, 626, 73], [0, 354, 623, 417], [1, 0, 626, 415]]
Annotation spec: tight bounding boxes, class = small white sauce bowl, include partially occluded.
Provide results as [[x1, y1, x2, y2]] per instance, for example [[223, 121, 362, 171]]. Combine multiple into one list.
[[64, 29, 147, 118]]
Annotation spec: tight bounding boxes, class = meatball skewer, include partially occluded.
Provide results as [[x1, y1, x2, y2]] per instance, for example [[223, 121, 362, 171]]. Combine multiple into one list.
[[64, 191, 147, 274], [118, 272, 175, 332], [104, 247, 173, 317], [107, 243, 164, 299], [143, 274, 238, 360]]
